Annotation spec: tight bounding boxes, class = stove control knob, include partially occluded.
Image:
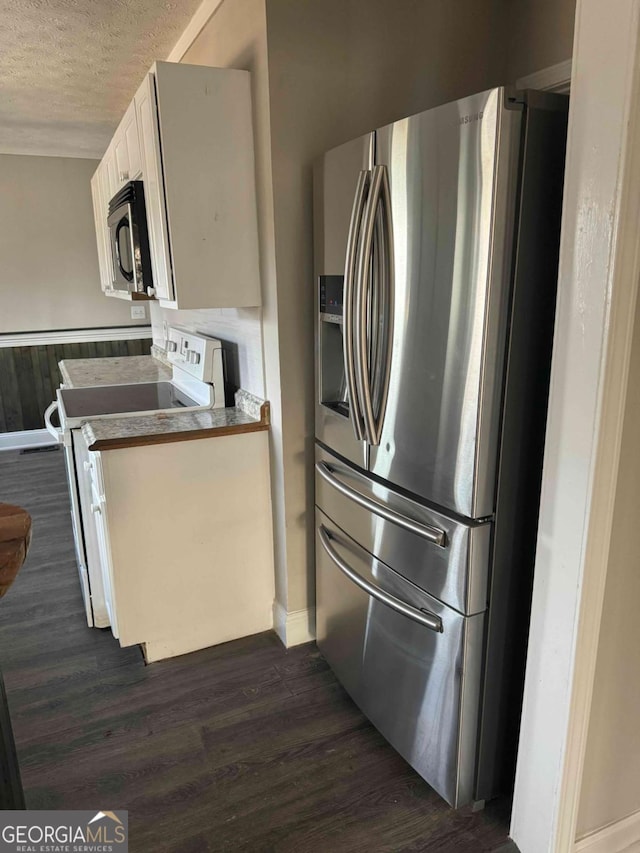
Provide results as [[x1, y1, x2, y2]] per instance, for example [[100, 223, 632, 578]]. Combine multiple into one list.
[[186, 350, 201, 365], [166, 340, 178, 353]]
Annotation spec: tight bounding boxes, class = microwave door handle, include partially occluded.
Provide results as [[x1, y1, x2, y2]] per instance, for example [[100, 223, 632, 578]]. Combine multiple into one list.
[[114, 219, 130, 282], [114, 207, 135, 284], [355, 165, 383, 445], [318, 525, 443, 633], [344, 170, 370, 441]]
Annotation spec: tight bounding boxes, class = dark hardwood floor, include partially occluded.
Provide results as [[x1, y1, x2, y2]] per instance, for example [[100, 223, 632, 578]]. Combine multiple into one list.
[[0, 448, 515, 853]]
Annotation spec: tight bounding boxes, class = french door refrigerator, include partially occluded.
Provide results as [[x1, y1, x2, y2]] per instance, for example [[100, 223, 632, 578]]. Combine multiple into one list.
[[313, 87, 568, 808]]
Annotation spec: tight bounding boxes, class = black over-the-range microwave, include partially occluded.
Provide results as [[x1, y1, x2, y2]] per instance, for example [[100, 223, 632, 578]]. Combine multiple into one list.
[[107, 180, 154, 295]]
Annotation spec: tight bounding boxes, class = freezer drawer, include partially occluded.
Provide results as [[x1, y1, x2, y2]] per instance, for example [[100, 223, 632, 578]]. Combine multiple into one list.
[[316, 509, 484, 807], [315, 444, 491, 615]]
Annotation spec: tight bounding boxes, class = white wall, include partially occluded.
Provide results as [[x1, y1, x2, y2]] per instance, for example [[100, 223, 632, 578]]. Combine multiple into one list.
[[510, 1, 640, 850], [0, 154, 148, 333], [264, 0, 509, 615], [150, 303, 265, 397], [151, 0, 291, 606], [157, 0, 578, 630], [576, 287, 640, 839], [506, 0, 576, 82]]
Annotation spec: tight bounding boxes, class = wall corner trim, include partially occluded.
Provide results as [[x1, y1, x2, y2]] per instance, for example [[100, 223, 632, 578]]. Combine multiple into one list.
[[273, 601, 316, 648], [575, 809, 640, 853], [516, 58, 573, 93], [166, 0, 226, 62]]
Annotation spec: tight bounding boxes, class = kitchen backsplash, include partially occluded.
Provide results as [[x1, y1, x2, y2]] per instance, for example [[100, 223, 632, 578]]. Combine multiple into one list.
[[149, 303, 265, 399]]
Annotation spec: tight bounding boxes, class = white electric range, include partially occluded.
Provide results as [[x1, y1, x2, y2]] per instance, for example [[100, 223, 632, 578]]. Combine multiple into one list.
[[44, 327, 224, 627]]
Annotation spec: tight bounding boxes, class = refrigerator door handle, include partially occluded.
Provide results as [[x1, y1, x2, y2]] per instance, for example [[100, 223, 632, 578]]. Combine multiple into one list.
[[355, 166, 382, 445], [318, 525, 444, 633], [355, 165, 393, 445], [374, 165, 394, 444], [344, 169, 370, 441], [316, 461, 446, 547]]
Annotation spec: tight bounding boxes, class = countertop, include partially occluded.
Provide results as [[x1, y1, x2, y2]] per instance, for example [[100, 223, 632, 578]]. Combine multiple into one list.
[[59, 355, 171, 388], [59, 355, 269, 451]]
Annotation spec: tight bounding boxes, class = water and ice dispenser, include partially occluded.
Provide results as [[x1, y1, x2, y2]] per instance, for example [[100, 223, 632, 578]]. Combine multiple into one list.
[[318, 276, 349, 417]]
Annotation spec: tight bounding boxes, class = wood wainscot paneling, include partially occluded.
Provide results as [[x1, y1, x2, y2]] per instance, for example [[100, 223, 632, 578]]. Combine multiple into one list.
[[0, 338, 151, 433]]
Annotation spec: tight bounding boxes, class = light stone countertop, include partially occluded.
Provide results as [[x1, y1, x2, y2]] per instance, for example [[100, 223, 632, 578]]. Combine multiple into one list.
[[60, 355, 268, 450], [81, 406, 267, 451], [60, 355, 171, 388]]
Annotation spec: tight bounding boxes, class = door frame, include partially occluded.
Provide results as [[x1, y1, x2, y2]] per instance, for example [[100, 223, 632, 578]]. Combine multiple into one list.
[[510, 1, 640, 851]]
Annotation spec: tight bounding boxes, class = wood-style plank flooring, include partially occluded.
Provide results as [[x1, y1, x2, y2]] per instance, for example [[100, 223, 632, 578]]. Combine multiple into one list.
[[0, 448, 515, 852]]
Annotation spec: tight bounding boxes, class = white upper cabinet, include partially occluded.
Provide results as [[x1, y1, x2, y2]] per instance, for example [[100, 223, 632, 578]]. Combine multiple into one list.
[[90, 167, 112, 293], [113, 102, 142, 185], [92, 61, 261, 309], [134, 73, 173, 301], [91, 158, 117, 293]]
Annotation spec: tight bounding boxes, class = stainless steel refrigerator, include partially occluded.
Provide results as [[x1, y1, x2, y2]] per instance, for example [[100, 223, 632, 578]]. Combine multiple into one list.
[[313, 87, 568, 808]]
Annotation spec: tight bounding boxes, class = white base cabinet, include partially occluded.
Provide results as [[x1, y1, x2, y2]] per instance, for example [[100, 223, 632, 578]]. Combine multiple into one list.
[[80, 431, 275, 661]]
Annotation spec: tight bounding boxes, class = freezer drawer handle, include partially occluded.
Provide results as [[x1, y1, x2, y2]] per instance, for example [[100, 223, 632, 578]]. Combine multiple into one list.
[[318, 525, 443, 633], [316, 461, 446, 547]]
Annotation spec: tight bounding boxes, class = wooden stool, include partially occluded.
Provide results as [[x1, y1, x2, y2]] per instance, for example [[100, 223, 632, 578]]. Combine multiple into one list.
[[0, 503, 32, 599], [0, 501, 30, 809]]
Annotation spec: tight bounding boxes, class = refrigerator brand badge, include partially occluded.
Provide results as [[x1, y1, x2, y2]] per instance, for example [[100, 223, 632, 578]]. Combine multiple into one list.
[[459, 111, 484, 125]]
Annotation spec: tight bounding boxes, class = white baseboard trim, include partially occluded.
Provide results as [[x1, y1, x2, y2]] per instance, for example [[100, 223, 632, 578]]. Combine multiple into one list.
[[575, 810, 640, 852], [0, 429, 59, 452], [273, 601, 316, 648]]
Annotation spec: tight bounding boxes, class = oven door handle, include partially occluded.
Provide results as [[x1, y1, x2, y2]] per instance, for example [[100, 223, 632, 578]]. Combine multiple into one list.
[[316, 461, 446, 547], [318, 525, 443, 633], [44, 401, 63, 445]]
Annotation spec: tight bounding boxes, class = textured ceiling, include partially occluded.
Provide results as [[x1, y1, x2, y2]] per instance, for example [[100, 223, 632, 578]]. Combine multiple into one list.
[[0, 0, 205, 158]]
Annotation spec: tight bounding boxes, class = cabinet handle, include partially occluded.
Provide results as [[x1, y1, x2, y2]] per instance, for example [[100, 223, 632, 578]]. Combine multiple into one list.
[[91, 503, 101, 515], [119, 171, 129, 182], [84, 461, 93, 472]]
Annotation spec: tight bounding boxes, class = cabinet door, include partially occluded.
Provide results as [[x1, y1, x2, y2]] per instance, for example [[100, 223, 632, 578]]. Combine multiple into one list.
[[114, 103, 142, 183], [104, 146, 119, 199], [91, 481, 119, 639], [73, 434, 110, 627], [113, 132, 129, 186], [135, 73, 173, 300], [98, 164, 115, 289], [90, 166, 111, 293], [123, 103, 142, 178]]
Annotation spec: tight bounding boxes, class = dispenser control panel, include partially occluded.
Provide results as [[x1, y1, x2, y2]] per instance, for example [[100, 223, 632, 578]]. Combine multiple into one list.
[[319, 276, 343, 323]]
